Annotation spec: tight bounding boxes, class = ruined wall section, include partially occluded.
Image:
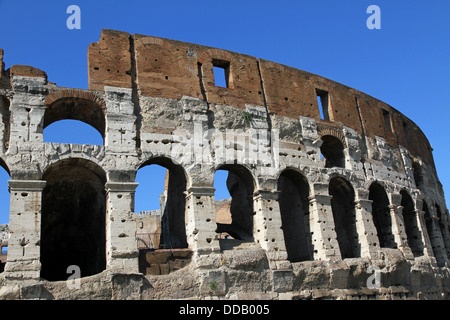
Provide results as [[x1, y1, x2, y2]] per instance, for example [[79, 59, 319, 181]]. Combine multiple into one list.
[[0, 30, 447, 299], [87, 29, 436, 176]]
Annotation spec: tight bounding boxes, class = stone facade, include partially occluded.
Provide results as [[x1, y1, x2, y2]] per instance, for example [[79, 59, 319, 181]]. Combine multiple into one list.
[[0, 29, 448, 299]]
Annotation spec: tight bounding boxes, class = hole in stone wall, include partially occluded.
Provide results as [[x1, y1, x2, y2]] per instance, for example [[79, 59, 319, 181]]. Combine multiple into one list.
[[214, 169, 232, 239], [44, 119, 103, 145], [412, 161, 423, 188], [0, 244, 7, 273], [44, 97, 105, 144], [400, 190, 424, 257], [423, 201, 445, 266], [214, 164, 254, 247], [382, 109, 392, 133], [329, 177, 359, 259], [316, 89, 330, 121], [0, 160, 10, 225], [212, 59, 231, 88], [403, 121, 409, 142], [40, 159, 106, 281], [320, 135, 345, 168], [369, 182, 396, 249], [278, 169, 312, 262], [0, 157, 10, 273], [135, 158, 187, 250], [436, 204, 450, 258]]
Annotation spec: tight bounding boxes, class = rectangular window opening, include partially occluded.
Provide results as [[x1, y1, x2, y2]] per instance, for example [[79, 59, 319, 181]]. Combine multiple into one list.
[[403, 121, 410, 142], [212, 59, 230, 88], [382, 109, 392, 132], [316, 89, 330, 120]]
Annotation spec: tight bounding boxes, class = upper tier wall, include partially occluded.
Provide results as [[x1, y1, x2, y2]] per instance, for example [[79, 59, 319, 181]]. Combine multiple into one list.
[[88, 29, 429, 170]]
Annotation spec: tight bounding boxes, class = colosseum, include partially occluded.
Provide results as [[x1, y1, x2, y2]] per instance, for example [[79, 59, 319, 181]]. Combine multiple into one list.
[[0, 29, 448, 300]]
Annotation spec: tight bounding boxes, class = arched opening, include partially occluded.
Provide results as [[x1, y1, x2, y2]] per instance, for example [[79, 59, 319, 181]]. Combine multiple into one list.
[[369, 182, 396, 248], [0, 159, 10, 273], [214, 169, 232, 239], [278, 169, 312, 262], [320, 135, 345, 168], [329, 177, 359, 259], [135, 157, 187, 249], [436, 204, 450, 258], [44, 97, 105, 144], [423, 201, 445, 266], [412, 161, 423, 188], [40, 158, 106, 281], [400, 190, 423, 257], [214, 164, 255, 244], [43, 119, 103, 145]]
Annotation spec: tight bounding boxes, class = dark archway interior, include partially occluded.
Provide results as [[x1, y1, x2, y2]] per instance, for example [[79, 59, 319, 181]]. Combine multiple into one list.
[[369, 182, 396, 248], [40, 159, 106, 281], [329, 177, 359, 259], [423, 201, 446, 266], [320, 135, 345, 168], [436, 205, 450, 259], [400, 190, 423, 257], [278, 169, 312, 262], [139, 157, 188, 249], [215, 164, 254, 242]]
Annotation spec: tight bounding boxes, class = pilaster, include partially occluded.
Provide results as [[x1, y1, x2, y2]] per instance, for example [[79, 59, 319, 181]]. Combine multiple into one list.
[[105, 181, 139, 273], [185, 186, 220, 252], [253, 190, 289, 270], [5, 180, 46, 279]]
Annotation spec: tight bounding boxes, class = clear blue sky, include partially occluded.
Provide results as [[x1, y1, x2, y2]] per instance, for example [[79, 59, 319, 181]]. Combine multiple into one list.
[[0, 0, 449, 221]]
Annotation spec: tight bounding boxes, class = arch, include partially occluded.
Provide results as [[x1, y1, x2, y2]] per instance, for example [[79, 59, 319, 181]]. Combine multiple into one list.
[[40, 158, 107, 281], [278, 168, 312, 262], [329, 176, 359, 259], [369, 182, 396, 249], [44, 89, 106, 141], [320, 135, 345, 168], [436, 204, 450, 258], [0, 157, 10, 272], [400, 190, 424, 257], [136, 156, 188, 249], [423, 201, 446, 266], [214, 163, 255, 242], [0, 158, 10, 225], [43, 119, 104, 145]]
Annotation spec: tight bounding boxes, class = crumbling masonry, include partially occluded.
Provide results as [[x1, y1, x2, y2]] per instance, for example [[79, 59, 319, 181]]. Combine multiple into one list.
[[0, 29, 449, 299]]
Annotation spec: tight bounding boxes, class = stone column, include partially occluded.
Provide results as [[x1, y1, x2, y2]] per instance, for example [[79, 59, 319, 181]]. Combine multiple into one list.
[[105, 181, 140, 273], [388, 194, 414, 260], [5, 180, 46, 279], [354, 195, 379, 259], [308, 183, 341, 260], [253, 190, 289, 270], [414, 203, 432, 259], [185, 186, 220, 252]]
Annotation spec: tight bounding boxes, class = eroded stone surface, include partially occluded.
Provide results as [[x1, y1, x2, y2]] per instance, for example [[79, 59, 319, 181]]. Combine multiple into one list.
[[0, 30, 448, 299]]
